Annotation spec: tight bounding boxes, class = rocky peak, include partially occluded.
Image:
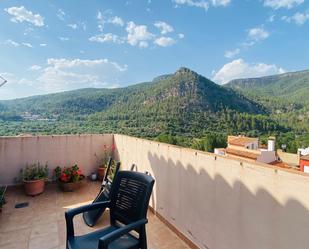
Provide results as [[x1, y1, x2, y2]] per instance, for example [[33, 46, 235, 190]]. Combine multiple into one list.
[[175, 67, 198, 77]]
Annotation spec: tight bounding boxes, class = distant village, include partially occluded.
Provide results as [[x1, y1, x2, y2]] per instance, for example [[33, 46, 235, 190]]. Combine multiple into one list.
[[215, 135, 309, 174], [21, 112, 57, 122]]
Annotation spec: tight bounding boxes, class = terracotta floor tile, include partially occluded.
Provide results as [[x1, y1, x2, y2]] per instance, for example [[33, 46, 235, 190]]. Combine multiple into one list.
[[30, 222, 58, 239], [0, 227, 30, 246], [0, 182, 191, 249], [0, 242, 28, 249], [28, 233, 59, 249]]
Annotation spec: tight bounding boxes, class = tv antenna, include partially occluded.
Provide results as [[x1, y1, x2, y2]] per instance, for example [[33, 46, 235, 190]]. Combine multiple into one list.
[[0, 75, 7, 87]]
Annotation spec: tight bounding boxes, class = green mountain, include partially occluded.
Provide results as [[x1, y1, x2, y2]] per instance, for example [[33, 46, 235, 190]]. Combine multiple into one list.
[[226, 69, 309, 110], [1, 67, 280, 137], [225, 69, 309, 134], [3, 67, 262, 114]]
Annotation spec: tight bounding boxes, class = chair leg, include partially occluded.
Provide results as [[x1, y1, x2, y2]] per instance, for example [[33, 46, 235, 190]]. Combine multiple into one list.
[[140, 225, 147, 249]]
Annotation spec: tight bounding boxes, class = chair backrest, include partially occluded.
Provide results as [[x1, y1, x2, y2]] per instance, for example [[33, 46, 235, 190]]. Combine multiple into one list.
[[109, 171, 155, 225]]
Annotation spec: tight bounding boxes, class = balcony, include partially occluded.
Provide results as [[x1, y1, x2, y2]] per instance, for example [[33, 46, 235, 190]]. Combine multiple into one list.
[[0, 182, 189, 249], [1, 134, 309, 249]]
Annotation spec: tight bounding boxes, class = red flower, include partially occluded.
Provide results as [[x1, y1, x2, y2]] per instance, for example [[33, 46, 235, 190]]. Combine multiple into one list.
[[56, 165, 83, 183], [60, 173, 69, 182]]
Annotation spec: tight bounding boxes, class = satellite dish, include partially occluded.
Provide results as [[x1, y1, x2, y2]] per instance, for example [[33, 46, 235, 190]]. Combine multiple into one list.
[[0, 75, 7, 87]]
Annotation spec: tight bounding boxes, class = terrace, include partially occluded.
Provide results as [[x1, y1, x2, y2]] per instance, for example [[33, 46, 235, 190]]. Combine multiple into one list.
[[1, 134, 309, 249], [0, 182, 189, 249]]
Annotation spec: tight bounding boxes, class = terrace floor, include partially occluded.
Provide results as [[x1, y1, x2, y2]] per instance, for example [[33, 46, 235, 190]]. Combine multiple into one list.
[[0, 181, 190, 249]]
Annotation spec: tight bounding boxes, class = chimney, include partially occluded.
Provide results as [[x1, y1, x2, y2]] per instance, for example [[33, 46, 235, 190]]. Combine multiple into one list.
[[297, 149, 301, 161], [268, 136, 276, 152]]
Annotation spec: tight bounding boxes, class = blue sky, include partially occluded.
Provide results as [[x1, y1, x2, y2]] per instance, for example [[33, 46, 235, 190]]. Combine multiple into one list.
[[0, 0, 308, 99]]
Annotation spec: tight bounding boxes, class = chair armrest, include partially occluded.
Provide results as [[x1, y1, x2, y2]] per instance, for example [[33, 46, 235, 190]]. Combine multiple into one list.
[[98, 218, 148, 249], [65, 201, 110, 238]]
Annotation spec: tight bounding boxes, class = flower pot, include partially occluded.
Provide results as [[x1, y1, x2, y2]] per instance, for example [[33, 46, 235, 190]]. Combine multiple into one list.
[[97, 167, 106, 181], [91, 173, 97, 181], [58, 175, 85, 192], [23, 179, 45, 196]]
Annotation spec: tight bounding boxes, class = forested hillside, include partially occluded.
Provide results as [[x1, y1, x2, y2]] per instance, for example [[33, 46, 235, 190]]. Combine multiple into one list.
[[226, 69, 309, 152], [0, 67, 308, 152]]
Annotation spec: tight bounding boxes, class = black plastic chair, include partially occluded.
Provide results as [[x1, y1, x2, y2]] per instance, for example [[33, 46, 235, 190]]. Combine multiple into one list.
[[65, 170, 155, 249], [83, 158, 121, 227]]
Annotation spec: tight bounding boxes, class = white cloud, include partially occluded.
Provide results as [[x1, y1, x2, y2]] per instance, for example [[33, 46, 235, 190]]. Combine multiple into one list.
[[173, 0, 230, 9], [37, 58, 128, 91], [89, 33, 124, 44], [23, 27, 34, 36], [57, 9, 66, 21], [0, 72, 33, 86], [81, 22, 87, 31], [138, 41, 149, 48], [264, 0, 304, 9], [213, 58, 285, 84], [108, 16, 124, 26], [40, 43, 47, 47], [173, 0, 209, 10], [126, 21, 154, 47], [2, 39, 33, 48], [0, 72, 37, 99], [59, 37, 69, 41], [224, 48, 240, 58], [22, 42, 33, 48], [97, 11, 104, 31], [29, 65, 41, 71], [5, 6, 44, 27], [3, 39, 20, 47], [268, 15, 275, 22], [247, 27, 269, 42], [282, 12, 309, 25], [68, 23, 78, 30], [178, 33, 185, 39], [211, 0, 231, 7], [154, 21, 174, 34], [154, 37, 176, 47]]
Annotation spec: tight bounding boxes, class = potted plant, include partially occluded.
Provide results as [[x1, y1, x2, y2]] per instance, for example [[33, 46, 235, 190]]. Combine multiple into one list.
[[95, 144, 116, 181], [54, 164, 85, 192], [20, 162, 48, 196]]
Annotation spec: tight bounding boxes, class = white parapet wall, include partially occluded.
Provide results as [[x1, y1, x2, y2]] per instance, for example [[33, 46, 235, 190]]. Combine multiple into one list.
[[114, 134, 309, 249], [1, 133, 309, 249], [0, 134, 114, 185]]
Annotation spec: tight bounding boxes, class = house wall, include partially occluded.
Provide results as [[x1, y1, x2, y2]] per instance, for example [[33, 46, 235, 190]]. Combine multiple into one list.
[[0, 134, 114, 185], [257, 151, 277, 164], [227, 144, 261, 154], [300, 159, 309, 172], [114, 134, 309, 249], [246, 141, 259, 150], [277, 149, 299, 167]]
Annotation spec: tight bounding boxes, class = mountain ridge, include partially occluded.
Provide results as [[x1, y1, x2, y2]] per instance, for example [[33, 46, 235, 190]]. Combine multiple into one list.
[[1, 67, 279, 137], [1, 67, 264, 115], [225, 69, 309, 107]]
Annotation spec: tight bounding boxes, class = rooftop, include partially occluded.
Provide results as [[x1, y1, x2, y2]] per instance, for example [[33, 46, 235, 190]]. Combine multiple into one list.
[[0, 181, 190, 249], [225, 147, 259, 160], [228, 136, 258, 146], [301, 154, 309, 161]]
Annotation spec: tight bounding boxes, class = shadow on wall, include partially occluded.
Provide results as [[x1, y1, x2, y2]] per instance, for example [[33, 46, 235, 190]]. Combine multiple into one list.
[[147, 151, 309, 249]]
